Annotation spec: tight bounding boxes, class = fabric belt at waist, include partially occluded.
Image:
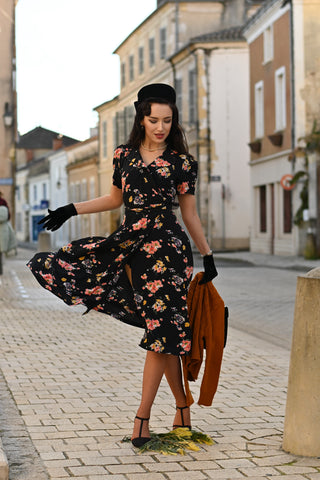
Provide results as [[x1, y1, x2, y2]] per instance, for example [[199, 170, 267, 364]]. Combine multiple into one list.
[[125, 204, 173, 214]]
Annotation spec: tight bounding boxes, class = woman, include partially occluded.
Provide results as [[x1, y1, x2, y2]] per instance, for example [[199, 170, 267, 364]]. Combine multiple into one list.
[[28, 83, 217, 447]]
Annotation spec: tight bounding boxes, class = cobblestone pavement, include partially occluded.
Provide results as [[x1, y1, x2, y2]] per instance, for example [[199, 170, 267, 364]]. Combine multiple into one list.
[[0, 249, 320, 479], [213, 264, 298, 351]]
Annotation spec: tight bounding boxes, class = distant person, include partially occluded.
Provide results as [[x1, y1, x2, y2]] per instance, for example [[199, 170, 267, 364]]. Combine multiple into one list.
[[0, 191, 10, 220], [27, 83, 218, 448]]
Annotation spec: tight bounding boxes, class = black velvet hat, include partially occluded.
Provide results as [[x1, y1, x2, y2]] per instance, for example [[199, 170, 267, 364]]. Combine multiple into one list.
[[134, 83, 176, 111]]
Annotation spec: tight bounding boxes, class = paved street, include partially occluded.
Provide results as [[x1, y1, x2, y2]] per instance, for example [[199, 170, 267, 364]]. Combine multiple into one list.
[[213, 261, 298, 350], [0, 248, 320, 479]]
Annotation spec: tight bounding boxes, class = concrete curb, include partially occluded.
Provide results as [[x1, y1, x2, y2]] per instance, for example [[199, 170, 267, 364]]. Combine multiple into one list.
[[0, 438, 8, 480]]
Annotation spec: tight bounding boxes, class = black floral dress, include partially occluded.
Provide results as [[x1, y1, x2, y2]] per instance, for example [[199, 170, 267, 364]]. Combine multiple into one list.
[[27, 145, 198, 356]]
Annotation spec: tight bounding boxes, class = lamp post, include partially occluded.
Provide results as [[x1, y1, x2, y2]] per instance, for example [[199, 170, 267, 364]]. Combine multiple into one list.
[[3, 102, 13, 128]]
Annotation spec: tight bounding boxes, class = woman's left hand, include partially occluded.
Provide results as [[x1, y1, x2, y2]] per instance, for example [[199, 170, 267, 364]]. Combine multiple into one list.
[[199, 254, 218, 284]]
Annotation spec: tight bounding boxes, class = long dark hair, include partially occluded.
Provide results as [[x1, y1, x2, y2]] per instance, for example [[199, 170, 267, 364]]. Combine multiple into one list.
[[127, 98, 190, 155]]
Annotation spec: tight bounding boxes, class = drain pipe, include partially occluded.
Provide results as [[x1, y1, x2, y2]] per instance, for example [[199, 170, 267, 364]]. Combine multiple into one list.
[[191, 49, 201, 214], [175, 0, 179, 51], [288, 0, 295, 157], [204, 49, 212, 244]]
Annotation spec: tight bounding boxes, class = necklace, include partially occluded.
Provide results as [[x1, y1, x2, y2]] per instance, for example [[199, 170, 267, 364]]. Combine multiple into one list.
[[141, 143, 166, 152]]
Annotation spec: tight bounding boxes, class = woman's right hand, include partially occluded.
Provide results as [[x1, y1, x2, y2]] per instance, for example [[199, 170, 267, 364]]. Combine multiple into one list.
[[38, 203, 78, 231], [199, 253, 218, 284]]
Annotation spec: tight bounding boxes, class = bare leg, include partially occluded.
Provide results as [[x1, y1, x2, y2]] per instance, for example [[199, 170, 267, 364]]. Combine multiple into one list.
[[131, 350, 168, 440], [165, 355, 191, 428], [164, 355, 186, 404]]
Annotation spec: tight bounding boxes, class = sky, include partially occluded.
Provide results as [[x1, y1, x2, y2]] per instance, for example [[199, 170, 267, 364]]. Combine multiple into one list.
[[16, 0, 157, 141]]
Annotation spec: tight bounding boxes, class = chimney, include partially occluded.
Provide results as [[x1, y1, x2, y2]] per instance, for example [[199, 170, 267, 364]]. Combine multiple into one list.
[[26, 149, 33, 162], [53, 135, 63, 151]]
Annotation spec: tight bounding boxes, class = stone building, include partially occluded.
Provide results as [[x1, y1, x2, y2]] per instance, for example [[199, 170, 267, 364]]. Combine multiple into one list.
[[0, 0, 18, 223], [243, 0, 320, 256], [66, 136, 99, 244], [95, 0, 262, 248]]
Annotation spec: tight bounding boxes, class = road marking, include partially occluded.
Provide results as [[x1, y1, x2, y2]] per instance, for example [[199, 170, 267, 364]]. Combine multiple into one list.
[[11, 270, 30, 299]]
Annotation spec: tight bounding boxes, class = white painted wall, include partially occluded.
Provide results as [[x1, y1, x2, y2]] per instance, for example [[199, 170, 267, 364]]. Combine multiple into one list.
[[209, 48, 251, 249], [249, 152, 299, 255], [49, 150, 70, 248]]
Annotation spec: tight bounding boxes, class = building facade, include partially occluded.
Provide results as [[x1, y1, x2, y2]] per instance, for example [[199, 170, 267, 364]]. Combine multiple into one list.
[[244, 0, 320, 256], [0, 0, 18, 223], [66, 136, 99, 242], [169, 27, 252, 249], [95, 0, 262, 248], [15, 127, 78, 243]]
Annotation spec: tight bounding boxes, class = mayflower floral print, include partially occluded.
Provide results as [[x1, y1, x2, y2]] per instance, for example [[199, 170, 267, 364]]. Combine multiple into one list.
[[27, 145, 198, 356]]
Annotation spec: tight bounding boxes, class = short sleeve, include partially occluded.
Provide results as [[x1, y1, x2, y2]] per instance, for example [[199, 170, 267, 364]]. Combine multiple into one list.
[[176, 154, 198, 195], [112, 147, 123, 189]]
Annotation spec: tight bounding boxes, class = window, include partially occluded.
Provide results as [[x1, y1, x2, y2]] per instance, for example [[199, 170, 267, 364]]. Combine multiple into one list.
[[125, 105, 135, 140], [175, 78, 183, 123], [283, 189, 292, 233], [149, 37, 155, 67], [259, 185, 267, 233], [69, 183, 75, 203], [275, 66, 286, 131], [116, 110, 125, 144], [138, 46, 144, 74], [81, 180, 87, 202], [102, 121, 107, 158], [113, 116, 118, 149], [75, 182, 81, 203], [121, 62, 126, 88], [33, 185, 37, 202], [160, 27, 166, 59], [16, 185, 20, 202], [189, 69, 196, 125], [263, 25, 273, 63], [254, 81, 264, 138], [42, 183, 47, 200], [129, 55, 134, 81], [89, 177, 95, 200]]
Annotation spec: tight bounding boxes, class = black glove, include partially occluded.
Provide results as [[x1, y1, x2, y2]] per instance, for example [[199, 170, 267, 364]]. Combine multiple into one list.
[[199, 253, 218, 285], [38, 203, 77, 231]]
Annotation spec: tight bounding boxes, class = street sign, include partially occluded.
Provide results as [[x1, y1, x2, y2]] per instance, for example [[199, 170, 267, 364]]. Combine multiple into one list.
[[210, 175, 221, 182], [280, 174, 295, 190], [0, 178, 13, 185]]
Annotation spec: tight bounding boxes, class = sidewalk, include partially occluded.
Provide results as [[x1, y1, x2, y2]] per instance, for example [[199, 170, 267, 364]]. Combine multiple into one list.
[[0, 250, 320, 479], [213, 250, 320, 273]]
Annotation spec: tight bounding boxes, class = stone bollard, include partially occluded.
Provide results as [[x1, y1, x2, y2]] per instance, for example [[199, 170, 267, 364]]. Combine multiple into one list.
[[37, 231, 51, 252], [283, 267, 320, 457], [0, 436, 9, 480]]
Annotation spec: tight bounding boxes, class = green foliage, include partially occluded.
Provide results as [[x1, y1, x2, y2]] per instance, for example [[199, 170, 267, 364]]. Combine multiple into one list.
[[290, 120, 320, 227], [303, 120, 320, 153], [293, 179, 308, 226], [122, 427, 214, 455]]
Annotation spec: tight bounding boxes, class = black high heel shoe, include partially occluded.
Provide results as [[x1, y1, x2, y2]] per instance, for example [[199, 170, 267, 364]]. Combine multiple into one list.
[[173, 405, 191, 430], [131, 415, 151, 448]]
